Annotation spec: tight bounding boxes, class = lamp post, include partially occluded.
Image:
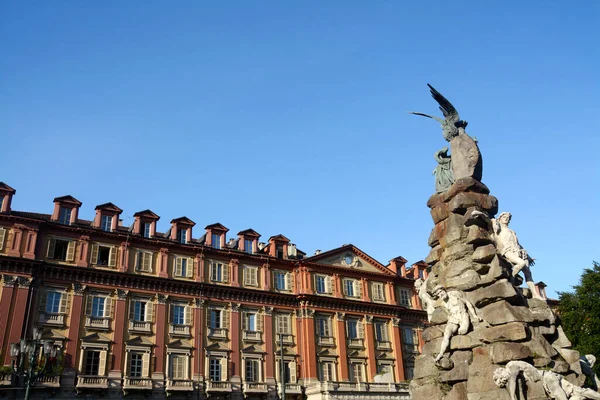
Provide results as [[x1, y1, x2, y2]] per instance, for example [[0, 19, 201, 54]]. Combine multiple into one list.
[[279, 333, 286, 400], [10, 326, 57, 400]]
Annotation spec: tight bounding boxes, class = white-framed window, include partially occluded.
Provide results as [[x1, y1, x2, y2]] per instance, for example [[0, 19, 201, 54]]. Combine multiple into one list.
[[208, 357, 227, 381], [208, 308, 230, 330], [403, 327, 419, 349], [244, 359, 260, 382], [100, 215, 112, 232], [47, 238, 76, 262], [40, 289, 68, 314], [276, 314, 291, 334], [372, 282, 386, 301], [143, 223, 151, 238], [350, 362, 365, 382], [86, 294, 112, 318], [130, 299, 154, 322], [319, 361, 335, 381], [399, 288, 412, 307], [346, 319, 364, 340], [135, 251, 153, 272], [210, 261, 228, 283], [244, 239, 254, 254], [90, 243, 117, 267], [243, 266, 258, 287], [176, 228, 187, 244], [212, 233, 221, 249], [170, 303, 192, 326], [242, 311, 263, 332], [276, 359, 297, 383], [174, 256, 194, 278], [315, 274, 332, 294], [316, 315, 331, 337], [83, 350, 102, 375], [58, 207, 72, 225], [343, 278, 362, 298], [374, 321, 389, 342], [169, 354, 188, 379], [0, 227, 6, 251], [128, 351, 150, 378], [274, 270, 292, 292]]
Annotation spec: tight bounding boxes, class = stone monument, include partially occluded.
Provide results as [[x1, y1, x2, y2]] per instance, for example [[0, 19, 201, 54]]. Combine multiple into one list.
[[408, 85, 596, 400]]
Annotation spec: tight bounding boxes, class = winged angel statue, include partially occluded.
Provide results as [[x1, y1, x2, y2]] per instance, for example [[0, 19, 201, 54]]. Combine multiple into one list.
[[412, 84, 483, 190]]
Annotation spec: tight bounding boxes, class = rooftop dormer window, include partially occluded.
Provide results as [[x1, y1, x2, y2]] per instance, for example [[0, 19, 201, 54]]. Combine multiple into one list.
[[143, 223, 151, 238], [212, 233, 221, 249], [244, 239, 253, 254], [101, 215, 113, 232], [0, 182, 16, 213], [177, 229, 187, 244], [93, 202, 122, 232], [133, 210, 160, 239], [170, 217, 195, 245], [58, 207, 72, 225]]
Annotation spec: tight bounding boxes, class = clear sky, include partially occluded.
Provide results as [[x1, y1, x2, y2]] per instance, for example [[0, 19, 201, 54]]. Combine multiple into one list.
[[1, 1, 598, 297]]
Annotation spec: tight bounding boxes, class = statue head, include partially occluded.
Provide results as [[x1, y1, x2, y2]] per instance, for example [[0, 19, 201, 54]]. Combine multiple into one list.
[[414, 278, 424, 290], [432, 285, 448, 300], [498, 212, 512, 225], [493, 367, 510, 388]]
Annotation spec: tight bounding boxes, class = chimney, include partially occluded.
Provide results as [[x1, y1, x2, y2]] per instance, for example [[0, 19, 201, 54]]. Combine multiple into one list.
[[287, 244, 297, 258], [314, 249, 322, 255], [227, 238, 236, 248], [258, 242, 266, 251]]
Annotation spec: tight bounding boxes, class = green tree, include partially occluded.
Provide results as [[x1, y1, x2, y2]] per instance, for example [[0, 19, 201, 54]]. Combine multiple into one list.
[[558, 261, 600, 375]]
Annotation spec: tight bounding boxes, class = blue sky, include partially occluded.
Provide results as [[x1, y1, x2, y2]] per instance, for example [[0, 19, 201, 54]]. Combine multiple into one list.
[[1, 1, 598, 297]]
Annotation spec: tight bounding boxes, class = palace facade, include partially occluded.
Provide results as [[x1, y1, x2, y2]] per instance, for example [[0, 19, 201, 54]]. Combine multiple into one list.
[[0, 182, 426, 399]]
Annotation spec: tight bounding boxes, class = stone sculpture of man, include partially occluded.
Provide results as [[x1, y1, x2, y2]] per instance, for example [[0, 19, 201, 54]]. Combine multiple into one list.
[[494, 361, 600, 400], [414, 278, 436, 321], [492, 212, 543, 300], [580, 355, 600, 391], [432, 285, 482, 362]]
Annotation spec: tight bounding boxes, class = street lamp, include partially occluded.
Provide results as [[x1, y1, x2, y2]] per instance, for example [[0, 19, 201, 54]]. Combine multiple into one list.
[[10, 327, 57, 400]]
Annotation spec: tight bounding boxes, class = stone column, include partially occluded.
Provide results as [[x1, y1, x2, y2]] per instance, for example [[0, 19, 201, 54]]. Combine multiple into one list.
[[23, 228, 38, 259], [230, 303, 241, 380], [76, 235, 90, 267], [336, 312, 349, 381], [391, 318, 405, 382], [364, 315, 377, 381], [0, 275, 16, 365], [264, 307, 275, 381], [110, 289, 128, 379], [153, 294, 167, 382], [65, 283, 85, 369], [6, 277, 31, 363]]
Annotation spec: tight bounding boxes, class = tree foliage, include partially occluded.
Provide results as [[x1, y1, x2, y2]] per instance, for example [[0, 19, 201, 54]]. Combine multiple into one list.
[[558, 261, 600, 375]]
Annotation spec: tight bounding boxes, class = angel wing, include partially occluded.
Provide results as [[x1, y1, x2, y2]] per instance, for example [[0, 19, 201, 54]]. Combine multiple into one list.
[[409, 112, 444, 124], [427, 84, 460, 125]]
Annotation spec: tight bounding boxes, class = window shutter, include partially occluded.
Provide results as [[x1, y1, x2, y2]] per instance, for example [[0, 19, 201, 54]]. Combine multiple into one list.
[[108, 247, 117, 267], [342, 279, 348, 296], [47, 238, 56, 259], [290, 361, 297, 383], [187, 258, 194, 277], [220, 358, 228, 380], [99, 351, 107, 375], [90, 244, 99, 265], [413, 330, 419, 345], [223, 264, 229, 283], [184, 305, 192, 325], [66, 241, 76, 262], [146, 301, 155, 322], [242, 313, 248, 331], [85, 295, 93, 316], [169, 304, 174, 324], [0, 228, 5, 250], [285, 272, 292, 291], [325, 276, 332, 294], [243, 268, 249, 285], [129, 300, 135, 320], [142, 353, 150, 377], [223, 309, 230, 329], [175, 257, 182, 277], [382, 324, 389, 341], [104, 297, 113, 318], [258, 313, 264, 332], [59, 292, 68, 314], [39, 291, 47, 312], [356, 280, 363, 298], [358, 320, 365, 339]]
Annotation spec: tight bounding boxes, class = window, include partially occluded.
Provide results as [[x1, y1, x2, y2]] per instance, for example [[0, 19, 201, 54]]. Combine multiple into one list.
[[210, 262, 228, 283], [320, 362, 335, 381], [343, 279, 361, 298], [170, 355, 187, 379], [399, 289, 412, 307], [210, 309, 222, 329], [135, 251, 153, 272], [84, 350, 100, 375], [90, 244, 117, 268], [47, 238, 75, 262], [347, 320, 363, 339], [211, 233, 221, 249], [375, 321, 389, 342], [100, 215, 112, 232], [246, 312, 256, 331], [372, 282, 385, 301], [92, 297, 105, 317], [315, 276, 325, 293], [176, 229, 187, 244], [403, 327, 419, 349], [276, 314, 290, 334], [143, 223, 151, 238], [0, 227, 6, 251], [405, 366, 415, 380], [209, 358, 222, 381], [277, 360, 296, 383], [130, 299, 153, 322], [351, 363, 364, 382], [276, 245, 284, 259], [46, 291, 63, 313], [173, 305, 185, 325], [274, 271, 291, 291], [317, 316, 331, 337], [245, 359, 259, 382], [418, 269, 425, 279], [58, 207, 72, 225], [130, 353, 143, 377], [244, 239, 253, 254], [243, 266, 258, 286], [175, 257, 193, 278]]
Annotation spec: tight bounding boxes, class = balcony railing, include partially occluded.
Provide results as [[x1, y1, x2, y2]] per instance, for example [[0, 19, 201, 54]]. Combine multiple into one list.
[[123, 377, 153, 389], [277, 333, 294, 344], [38, 313, 65, 326], [376, 341, 392, 350], [242, 382, 268, 393], [242, 330, 262, 341], [169, 324, 191, 337], [278, 383, 302, 394], [347, 338, 364, 348], [317, 336, 335, 346], [128, 320, 151, 333], [166, 379, 193, 391], [35, 375, 60, 387], [85, 316, 110, 330], [205, 381, 232, 392], [320, 382, 404, 393], [76, 375, 108, 388], [207, 328, 227, 339]]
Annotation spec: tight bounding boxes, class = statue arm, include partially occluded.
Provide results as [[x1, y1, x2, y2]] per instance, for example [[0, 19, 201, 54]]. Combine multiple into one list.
[[464, 299, 482, 322]]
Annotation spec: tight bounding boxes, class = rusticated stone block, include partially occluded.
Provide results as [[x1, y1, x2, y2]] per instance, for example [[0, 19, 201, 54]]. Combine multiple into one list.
[[426, 245, 443, 265], [422, 336, 443, 356], [430, 307, 449, 325], [444, 260, 475, 279], [471, 244, 496, 263], [466, 279, 518, 308], [489, 342, 533, 363], [438, 214, 467, 248], [479, 301, 534, 325], [427, 192, 445, 209], [444, 381, 467, 400], [428, 228, 439, 247], [467, 347, 499, 393], [413, 355, 438, 380], [448, 192, 498, 215], [443, 242, 474, 261], [444, 269, 481, 291], [551, 360, 569, 373], [440, 351, 472, 383], [525, 336, 557, 359], [445, 177, 490, 199], [464, 208, 492, 229], [478, 256, 510, 287], [466, 389, 511, 400], [450, 331, 480, 350], [550, 325, 572, 349], [410, 381, 447, 400], [556, 348, 580, 365], [431, 202, 450, 224], [466, 225, 493, 245], [533, 356, 552, 367], [476, 321, 528, 343], [423, 325, 445, 342]]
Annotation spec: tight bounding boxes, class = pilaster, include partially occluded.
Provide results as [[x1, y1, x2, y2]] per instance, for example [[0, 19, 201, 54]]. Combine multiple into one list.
[[262, 263, 271, 290], [336, 312, 349, 381], [65, 283, 85, 369], [230, 303, 241, 379], [110, 289, 128, 375], [300, 307, 318, 379], [230, 259, 240, 287], [364, 315, 376, 380], [119, 241, 130, 272], [333, 274, 342, 298], [76, 235, 90, 267], [7, 226, 22, 257], [193, 299, 205, 379], [0, 275, 16, 365], [6, 277, 31, 364], [264, 307, 274, 379], [158, 248, 169, 278], [23, 228, 38, 259], [391, 318, 405, 382], [195, 253, 204, 282], [154, 294, 167, 378]]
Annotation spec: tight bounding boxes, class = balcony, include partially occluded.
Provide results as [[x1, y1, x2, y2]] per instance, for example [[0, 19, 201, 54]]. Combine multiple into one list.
[[85, 316, 110, 330], [128, 320, 151, 333], [169, 324, 191, 337], [207, 328, 227, 339], [347, 338, 364, 348], [242, 330, 262, 342], [166, 379, 193, 391], [205, 381, 232, 392], [317, 336, 335, 346], [277, 334, 294, 344], [242, 382, 268, 393], [320, 382, 404, 393], [38, 313, 64, 326], [123, 377, 153, 389], [278, 383, 302, 394], [35, 375, 60, 388], [376, 341, 392, 350], [76, 375, 108, 389]]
